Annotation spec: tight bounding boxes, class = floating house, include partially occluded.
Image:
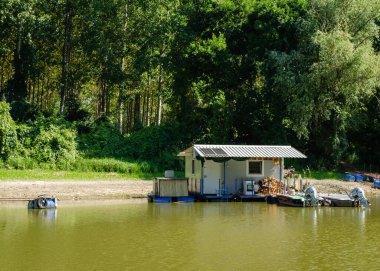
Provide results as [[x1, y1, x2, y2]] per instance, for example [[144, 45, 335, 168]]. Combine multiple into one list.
[[178, 144, 306, 201]]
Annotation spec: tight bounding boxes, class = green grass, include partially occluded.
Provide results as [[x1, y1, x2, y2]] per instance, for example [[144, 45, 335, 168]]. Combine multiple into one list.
[[0, 157, 165, 180], [0, 168, 158, 180], [0, 168, 157, 180], [302, 170, 342, 180]]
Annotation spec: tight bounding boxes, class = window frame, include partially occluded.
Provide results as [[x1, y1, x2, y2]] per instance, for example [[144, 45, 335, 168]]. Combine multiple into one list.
[[246, 160, 264, 177]]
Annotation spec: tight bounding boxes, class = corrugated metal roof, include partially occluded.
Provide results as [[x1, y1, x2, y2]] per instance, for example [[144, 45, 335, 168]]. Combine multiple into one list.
[[192, 144, 306, 158]]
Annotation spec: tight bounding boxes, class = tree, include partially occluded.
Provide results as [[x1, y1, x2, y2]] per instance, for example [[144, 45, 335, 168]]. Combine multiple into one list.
[[270, 0, 380, 166]]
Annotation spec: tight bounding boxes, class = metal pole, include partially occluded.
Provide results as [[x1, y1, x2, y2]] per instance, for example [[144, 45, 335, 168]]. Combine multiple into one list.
[[224, 161, 227, 195], [279, 158, 283, 194], [200, 160, 204, 195]]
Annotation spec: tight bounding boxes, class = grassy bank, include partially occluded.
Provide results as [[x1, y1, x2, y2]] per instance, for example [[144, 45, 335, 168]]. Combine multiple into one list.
[[0, 169, 157, 180], [0, 158, 163, 180], [303, 170, 342, 180]]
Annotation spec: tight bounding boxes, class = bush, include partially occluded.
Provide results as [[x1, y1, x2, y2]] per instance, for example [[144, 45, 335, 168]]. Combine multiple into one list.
[[125, 124, 185, 169], [0, 102, 19, 161], [6, 156, 38, 170], [78, 119, 128, 158], [17, 116, 78, 165], [67, 158, 158, 175]]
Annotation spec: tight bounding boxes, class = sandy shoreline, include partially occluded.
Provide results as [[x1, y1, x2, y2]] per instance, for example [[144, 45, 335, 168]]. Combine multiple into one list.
[[0, 180, 153, 200], [0, 179, 377, 201]]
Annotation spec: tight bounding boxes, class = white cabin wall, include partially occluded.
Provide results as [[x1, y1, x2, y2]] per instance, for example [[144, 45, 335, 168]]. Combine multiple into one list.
[[203, 160, 223, 194], [225, 160, 246, 193], [185, 156, 201, 179], [184, 156, 192, 178]]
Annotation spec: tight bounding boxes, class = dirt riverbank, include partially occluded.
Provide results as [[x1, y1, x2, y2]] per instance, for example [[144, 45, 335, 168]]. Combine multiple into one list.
[[0, 179, 377, 201], [306, 179, 378, 196], [0, 180, 153, 200]]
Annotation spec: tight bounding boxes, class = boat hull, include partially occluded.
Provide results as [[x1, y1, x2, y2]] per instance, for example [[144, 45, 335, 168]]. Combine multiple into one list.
[[321, 194, 355, 207], [276, 194, 305, 207]]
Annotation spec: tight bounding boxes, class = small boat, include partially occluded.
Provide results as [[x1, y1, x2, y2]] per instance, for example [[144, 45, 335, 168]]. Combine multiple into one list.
[[320, 194, 355, 207], [276, 194, 307, 207], [276, 187, 321, 207], [321, 187, 369, 207], [28, 195, 58, 209]]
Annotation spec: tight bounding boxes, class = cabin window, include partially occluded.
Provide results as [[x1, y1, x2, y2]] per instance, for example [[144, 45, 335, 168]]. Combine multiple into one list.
[[247, 160, 263, 176], [191, 159, 195, 175]]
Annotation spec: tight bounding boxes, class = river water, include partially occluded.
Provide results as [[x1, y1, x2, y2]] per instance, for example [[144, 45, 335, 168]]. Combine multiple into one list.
[[1, 198, 380, 271]]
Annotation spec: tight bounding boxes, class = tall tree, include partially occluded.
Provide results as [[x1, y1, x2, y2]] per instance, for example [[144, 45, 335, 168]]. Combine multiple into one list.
[[270, 0, 380, 166]]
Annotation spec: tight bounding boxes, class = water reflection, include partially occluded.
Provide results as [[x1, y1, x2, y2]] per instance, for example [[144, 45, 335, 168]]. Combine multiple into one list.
[[28, 209, 58, 224]]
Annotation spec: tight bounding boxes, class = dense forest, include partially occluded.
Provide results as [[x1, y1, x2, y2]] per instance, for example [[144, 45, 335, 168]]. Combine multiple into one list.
[[0, 0, 379, 172]]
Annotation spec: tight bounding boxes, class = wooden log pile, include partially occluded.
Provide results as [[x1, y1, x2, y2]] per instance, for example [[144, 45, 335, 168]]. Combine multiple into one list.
[[258, 177, 284, 195]]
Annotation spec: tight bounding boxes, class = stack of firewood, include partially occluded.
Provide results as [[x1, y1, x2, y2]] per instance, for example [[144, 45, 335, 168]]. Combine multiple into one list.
[[258, 177, 284, 195]]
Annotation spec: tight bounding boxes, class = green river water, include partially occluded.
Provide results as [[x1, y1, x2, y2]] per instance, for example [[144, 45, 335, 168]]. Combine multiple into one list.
[[1, 198, 380, 271]]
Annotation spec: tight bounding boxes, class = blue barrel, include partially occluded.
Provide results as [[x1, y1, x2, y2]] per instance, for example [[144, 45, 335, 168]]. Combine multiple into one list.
[[344, 173, 355, 181], [374, 181, 380, 189], [354, 174, 364, 182]]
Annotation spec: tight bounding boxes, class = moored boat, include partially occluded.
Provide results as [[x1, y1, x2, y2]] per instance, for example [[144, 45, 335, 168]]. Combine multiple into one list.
[[276, 194, 306, 207], [320, 187, 369, 207], [321, 187, 369, 207], [320, 194, 355, 207], [276, 187, 321, 207]]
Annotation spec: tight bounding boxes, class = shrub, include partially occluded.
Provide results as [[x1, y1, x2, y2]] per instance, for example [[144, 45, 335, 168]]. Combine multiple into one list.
[[125, 124, 184, 169], [77, 119, 128, 158], [18, 116, 78, 165], [0, 102, 19, 161], [66, 158, 158, 175]]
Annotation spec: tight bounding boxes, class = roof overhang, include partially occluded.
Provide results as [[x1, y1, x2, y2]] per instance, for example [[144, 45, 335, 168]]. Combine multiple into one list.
[[179, 144, 307, 159]]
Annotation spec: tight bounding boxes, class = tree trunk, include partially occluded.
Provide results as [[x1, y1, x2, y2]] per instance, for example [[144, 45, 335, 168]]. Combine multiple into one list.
[[118, 1, 129, 133], [133, 94, 141, 130], [13, 31, 28, 101], [157, 57, 163, 125], [60, 0, 72, 114]]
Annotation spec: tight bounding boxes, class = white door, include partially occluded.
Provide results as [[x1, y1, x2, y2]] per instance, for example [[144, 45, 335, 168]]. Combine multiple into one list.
[[203, 161, 222, 194]]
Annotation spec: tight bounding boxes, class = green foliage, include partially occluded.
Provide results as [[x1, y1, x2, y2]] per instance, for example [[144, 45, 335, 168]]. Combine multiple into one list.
[[125, 124, 184, 169], [0, 102, 19, 161], [307, 170, 342, 180], [78, 119, 128, 158], [5, 156, 38, 170], [269, 0, 380, 166], [17, 116, 77, 166], [0, 0, 379, 172], [69, 158, 158, 175]]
